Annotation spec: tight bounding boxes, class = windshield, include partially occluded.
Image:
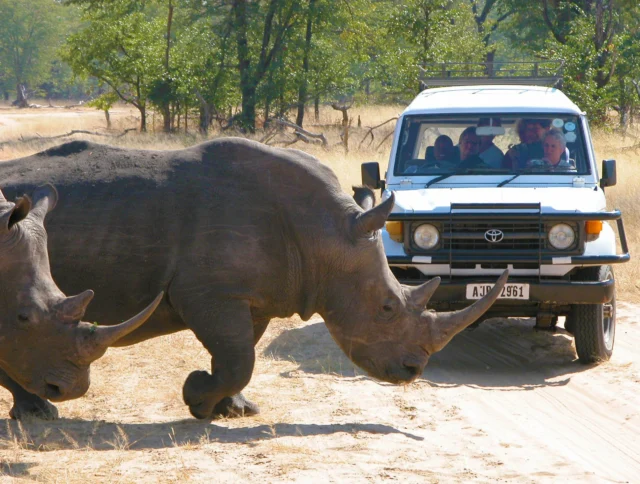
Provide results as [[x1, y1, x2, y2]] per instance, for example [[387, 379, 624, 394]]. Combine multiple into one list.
[[394, 114, 588, 177]]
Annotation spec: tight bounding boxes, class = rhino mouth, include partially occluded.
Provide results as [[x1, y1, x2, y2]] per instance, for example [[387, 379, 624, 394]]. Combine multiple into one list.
[[357, 354, 427, 384]]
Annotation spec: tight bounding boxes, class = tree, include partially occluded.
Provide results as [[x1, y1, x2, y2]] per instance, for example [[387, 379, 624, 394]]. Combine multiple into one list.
[[62, 1, 167, 131], [0, 0, 65, 106], [379, 0, 487, 94], [231, 0, 303, 131]]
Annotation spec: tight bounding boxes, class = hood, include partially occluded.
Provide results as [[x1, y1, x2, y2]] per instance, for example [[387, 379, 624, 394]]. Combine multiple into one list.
[[389, 186, 606, 214]]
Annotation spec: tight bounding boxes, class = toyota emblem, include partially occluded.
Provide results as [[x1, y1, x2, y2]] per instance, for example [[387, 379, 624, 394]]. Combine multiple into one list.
[[484, 229, 504, 243]]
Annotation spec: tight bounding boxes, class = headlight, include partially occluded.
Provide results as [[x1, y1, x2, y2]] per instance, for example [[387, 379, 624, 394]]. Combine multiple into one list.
[[548, 223, 576, 250], [413, 224, 440, 250]]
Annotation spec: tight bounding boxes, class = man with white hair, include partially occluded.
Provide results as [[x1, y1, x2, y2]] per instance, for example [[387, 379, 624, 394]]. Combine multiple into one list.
[[527, 128, 575, 172]]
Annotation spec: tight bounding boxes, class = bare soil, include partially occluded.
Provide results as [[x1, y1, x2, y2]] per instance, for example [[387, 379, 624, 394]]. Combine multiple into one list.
[[1, 107, 639, 482], [2, 305, 639, 483]]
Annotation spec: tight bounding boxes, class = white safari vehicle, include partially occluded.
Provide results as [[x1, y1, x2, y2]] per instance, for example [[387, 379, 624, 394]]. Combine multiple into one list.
[[361, 84, 630, 363]]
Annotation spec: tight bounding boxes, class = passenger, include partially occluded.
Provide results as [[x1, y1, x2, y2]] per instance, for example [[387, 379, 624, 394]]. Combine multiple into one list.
[[434, 135, 455, 162], [528, 128, 575, 171], [502, 118, 551, 170], [457, 126, 487, 170], [477, 117, 504, 168]]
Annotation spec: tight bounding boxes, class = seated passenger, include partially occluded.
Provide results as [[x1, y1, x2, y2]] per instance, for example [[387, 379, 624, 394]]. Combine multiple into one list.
[[457, 126, 488, 170], [527, 128, 576, 172], [477, 117, 504, 168], [426, 134, 456, 164], [434, 134, 455, 162], [502, 118, 551, 170]]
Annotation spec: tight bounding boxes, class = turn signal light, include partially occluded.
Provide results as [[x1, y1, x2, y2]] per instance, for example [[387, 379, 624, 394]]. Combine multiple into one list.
[[386, 221, 403, 242], [585, 220, 603, 234]]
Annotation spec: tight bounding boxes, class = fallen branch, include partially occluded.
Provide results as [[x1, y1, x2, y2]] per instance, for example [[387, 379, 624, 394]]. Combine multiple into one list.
[[375, 130, 395, 150], [358, 117, 398, 149], [265, 118, 328, 147]]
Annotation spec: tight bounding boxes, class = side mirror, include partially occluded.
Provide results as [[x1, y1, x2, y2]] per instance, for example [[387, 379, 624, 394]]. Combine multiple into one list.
[[361, 162, 383, 189], [600, 159, 617, 189]]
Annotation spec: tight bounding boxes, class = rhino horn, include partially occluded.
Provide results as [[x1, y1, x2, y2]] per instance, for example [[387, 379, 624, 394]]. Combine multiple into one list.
[[81, 292, 164, 360], [58, 290, 95, 321], [409, 277, 441, 308], [353, 192, 395, 237], [425, 270, 509, 353]]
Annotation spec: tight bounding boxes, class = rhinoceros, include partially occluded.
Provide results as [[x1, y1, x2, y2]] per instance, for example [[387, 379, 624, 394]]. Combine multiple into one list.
[[0, 185, 163, 419], [0, 138, 507, 420]]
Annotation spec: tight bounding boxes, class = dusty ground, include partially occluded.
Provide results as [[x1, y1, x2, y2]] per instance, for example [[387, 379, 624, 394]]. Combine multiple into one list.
[[1, 106, 640, 482], [1, 305, 639, 483]]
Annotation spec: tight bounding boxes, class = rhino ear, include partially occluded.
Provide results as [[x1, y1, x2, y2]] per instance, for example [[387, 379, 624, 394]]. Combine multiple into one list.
[[352, 192, 395, 237], [0, 196, 32, 231], [30, 184, 58, 220]]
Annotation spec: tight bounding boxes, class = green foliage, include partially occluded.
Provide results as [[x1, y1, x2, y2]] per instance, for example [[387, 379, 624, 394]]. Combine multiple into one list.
[[0, 0, 67, 95], [0, 0, 635, 126], [87, 90, 120, 111]]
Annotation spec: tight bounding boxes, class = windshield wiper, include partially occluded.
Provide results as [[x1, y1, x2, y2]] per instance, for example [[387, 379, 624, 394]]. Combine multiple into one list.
[[497, 174, 520, 187], [425, 169, 468, 188]]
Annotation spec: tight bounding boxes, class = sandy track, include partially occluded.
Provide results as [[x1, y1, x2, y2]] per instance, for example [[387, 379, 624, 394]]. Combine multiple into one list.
[[1, 305, 639, 482]]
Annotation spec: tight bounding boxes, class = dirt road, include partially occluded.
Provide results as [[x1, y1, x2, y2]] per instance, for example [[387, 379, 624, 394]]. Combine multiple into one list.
[[1, 305, 639, 482]]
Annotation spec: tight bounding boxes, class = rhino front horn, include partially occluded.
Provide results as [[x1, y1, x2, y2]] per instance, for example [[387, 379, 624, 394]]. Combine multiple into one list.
[[426, 270, 509, 353], [80, 292, 164, 361]]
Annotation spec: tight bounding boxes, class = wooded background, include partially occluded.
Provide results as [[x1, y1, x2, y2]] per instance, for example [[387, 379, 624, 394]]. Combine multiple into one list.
[[0, 0, 639, 132]]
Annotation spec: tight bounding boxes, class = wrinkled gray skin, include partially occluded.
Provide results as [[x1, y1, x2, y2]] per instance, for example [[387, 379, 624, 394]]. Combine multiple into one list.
[[0, 138, 507, 420], [0, 185, 162, 419]]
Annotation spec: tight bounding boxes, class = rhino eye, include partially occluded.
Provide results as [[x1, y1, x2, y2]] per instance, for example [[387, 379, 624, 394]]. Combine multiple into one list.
[[17, 313, 29, 322], [382, 304, 394, 313]]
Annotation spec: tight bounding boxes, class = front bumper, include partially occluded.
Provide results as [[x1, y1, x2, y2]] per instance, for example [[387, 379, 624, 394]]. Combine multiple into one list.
[[416, 277, 615, 304]]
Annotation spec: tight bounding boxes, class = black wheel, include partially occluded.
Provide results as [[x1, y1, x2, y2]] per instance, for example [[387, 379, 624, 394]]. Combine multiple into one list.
[[567, 266, 616, 364]]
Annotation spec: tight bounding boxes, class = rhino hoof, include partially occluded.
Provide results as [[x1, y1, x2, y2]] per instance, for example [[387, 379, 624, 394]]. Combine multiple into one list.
[[213, 393, 260, 418], [10, 398, 59, 421], [183, 370, 216, 419]]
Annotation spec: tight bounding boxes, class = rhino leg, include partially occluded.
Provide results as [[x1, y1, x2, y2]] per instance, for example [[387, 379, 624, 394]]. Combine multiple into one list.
[[180, 298, 257, 420], [0, 368, 59, 420]]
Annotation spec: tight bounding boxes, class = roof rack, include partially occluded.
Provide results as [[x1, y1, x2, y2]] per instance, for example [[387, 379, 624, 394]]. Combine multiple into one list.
[[419, 60, 564, 89]]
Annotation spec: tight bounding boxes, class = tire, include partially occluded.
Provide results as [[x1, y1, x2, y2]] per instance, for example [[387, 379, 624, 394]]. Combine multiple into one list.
[[567, 266, 616, 364]]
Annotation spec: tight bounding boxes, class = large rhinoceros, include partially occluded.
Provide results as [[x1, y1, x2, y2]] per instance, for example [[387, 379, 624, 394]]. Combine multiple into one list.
[[0, 185, 163, 419], [0, 138, 507, 420]]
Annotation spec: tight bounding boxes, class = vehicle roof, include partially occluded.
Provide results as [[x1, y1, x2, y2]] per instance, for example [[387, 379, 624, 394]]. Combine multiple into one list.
[[403, 85, 583, 116]]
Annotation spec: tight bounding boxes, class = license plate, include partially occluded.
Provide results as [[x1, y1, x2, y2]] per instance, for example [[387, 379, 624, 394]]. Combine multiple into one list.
[[466, 283, 530, 300]]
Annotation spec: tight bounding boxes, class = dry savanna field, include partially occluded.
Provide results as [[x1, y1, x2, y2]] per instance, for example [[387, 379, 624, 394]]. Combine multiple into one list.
[[1, 104, 640, 483]]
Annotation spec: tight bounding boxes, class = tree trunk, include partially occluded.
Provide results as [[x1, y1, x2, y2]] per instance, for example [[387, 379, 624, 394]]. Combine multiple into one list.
[[14, 83, 29, 108], [163, 105, 172, 132], [296, 0, 316, 128], [314, 96, 320, 122], [139, 105, 147, 132], [234, 0, 255, 131], [240, 84, 257, 131]]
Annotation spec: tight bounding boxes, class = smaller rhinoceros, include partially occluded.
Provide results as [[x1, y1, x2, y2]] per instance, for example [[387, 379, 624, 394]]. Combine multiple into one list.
[[0, 185, 162, 419]]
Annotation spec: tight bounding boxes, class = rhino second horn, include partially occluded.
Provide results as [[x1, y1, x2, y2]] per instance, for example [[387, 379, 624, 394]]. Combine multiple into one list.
[[410, 277, 441, 308], [353, 192, 395, 237], [426, 270, 509, 353], [84, 292, 164, 360], [59, 290, 95, 321]]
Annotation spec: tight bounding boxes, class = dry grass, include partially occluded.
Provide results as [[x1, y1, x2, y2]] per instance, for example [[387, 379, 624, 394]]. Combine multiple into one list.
[[1, 102, 637, 297], [591, 128, 640, 299], [1, 104, 640, 482]]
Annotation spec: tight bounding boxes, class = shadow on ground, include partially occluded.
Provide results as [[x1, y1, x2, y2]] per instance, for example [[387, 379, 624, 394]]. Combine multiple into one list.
[[264, 317, 591, 389], [0, 419, 422, 452]]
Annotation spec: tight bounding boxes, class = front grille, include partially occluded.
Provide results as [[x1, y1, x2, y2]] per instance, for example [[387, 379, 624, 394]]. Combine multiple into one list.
[[443, 221, 542, 252], [406, 218, 582, 256]]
